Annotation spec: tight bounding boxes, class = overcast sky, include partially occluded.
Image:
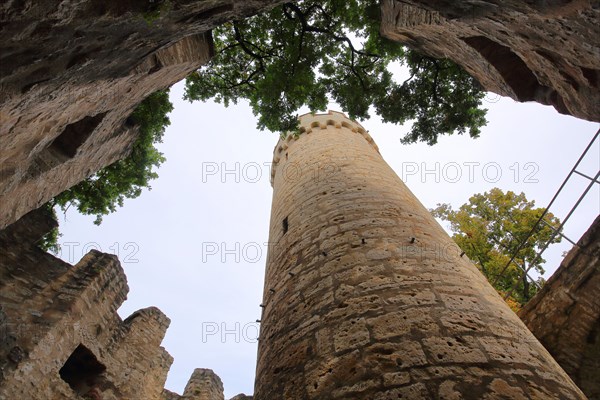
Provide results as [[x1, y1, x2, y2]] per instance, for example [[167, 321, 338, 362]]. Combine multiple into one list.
[[54, 80, 599, 398]]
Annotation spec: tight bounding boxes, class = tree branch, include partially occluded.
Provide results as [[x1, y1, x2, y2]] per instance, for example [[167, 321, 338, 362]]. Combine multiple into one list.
[[283, 3, 380, 59], [233, 22, 267, 72], [431, 59, 440, 104]]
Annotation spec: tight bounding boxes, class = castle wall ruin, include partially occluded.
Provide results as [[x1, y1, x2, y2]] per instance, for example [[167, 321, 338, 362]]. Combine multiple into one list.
[[0, 208, 234, 399], [0, 208, 171, 399], [380, 0, 600, 123]]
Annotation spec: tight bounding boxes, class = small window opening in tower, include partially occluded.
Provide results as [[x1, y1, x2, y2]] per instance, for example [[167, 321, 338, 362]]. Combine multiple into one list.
[[59, 344, 107, 396], [24, 112, 107, 180], [51, 112, 107, 158], [282, 216, 289, 234]]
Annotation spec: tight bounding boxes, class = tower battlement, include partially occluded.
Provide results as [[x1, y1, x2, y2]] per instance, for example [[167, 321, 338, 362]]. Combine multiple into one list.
[[270, 111, 379, 186]]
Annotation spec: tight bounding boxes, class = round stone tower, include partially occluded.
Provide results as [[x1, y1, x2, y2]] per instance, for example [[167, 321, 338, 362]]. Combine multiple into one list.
[[254, 111, 585, 399]]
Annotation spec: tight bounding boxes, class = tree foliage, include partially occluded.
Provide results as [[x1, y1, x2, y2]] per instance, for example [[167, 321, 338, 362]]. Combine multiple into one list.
[[431, 188, 562, 309], [39, 2, 491, 250], [49, 90, 173, 225], [185, 0, 487, 145], [37, 202, 62, 253]]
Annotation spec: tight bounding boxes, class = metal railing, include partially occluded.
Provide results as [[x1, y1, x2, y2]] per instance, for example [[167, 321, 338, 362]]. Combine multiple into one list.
[[491, 128, 600, 300]]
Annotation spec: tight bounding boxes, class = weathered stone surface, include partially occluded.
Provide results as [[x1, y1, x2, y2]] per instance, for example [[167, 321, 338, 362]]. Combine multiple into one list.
[[182, 368, 224, 400], [254, 111, 586, 399], [520, 215, 600, 399], [229, 394, 253, 400], [163, 368, 225, 400], [380, 0, 600, 122], [1, 3, 598, 398], [0, 207, 169, 399], [0, 0, 283, 229], [164, 389, 185, 400]]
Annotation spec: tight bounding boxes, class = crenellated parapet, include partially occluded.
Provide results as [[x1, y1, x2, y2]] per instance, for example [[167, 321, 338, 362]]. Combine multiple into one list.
[[270, 111, 379, 186], [105, 307, 174, 399]]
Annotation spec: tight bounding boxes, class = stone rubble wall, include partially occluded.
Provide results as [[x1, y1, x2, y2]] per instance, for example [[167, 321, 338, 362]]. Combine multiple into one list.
[[182, 368, 225, 400], [0, 208, 173, 399], [1, 2, 598, 398]]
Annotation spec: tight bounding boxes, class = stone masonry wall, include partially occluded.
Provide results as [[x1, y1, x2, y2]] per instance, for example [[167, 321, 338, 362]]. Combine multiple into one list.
[[1, 0, 596, 229], [162, 368, 225, 400], [229, 394, 253, 400], [520, 215, 600, 399], [160, 369, 254, 400], [0, 208, 173, 399], [0, 0, 283, 229], [380, 0, 600, 122], [182, 368, 225, 400], [254, 111, 586, 399], [0, 207, 244, 399]]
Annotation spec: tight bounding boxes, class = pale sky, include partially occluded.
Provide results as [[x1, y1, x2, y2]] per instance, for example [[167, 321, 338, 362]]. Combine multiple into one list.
[[54, 80, 599, 398]]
